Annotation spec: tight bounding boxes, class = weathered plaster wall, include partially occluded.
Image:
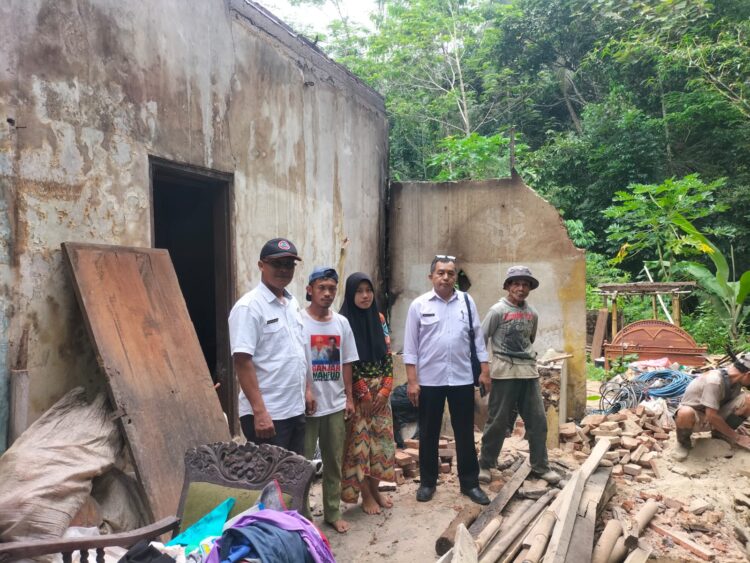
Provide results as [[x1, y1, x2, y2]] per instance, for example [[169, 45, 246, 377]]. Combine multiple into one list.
[[0, 0, 387, 439], [388, 177, 587, 418]]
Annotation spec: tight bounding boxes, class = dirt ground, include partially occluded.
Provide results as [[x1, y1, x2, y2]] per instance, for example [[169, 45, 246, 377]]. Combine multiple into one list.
[[308, 462, 467, 562], [307, 381, 750, 562]]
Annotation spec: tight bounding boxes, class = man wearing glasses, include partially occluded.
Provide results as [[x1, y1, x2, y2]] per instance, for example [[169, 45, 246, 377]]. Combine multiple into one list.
[[229, 238, 315, 455], [403, 255, 491, 505]]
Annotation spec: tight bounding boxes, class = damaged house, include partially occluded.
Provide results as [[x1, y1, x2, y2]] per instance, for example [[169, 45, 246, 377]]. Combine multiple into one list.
[[0, 0, 389, 451]]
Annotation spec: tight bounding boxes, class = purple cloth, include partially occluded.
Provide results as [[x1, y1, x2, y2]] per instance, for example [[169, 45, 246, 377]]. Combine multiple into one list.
[[205, 510, 334, 563]]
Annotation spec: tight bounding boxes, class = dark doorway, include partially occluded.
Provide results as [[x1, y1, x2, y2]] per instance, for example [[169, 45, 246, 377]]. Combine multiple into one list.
[[150, 157, 236, 433]]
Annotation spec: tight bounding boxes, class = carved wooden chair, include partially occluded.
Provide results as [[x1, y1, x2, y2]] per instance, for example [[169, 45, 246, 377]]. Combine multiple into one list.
[[0, 441, 315, 562]]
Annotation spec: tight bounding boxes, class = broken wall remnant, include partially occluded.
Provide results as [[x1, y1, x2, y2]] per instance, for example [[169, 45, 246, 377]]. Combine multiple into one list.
[[388, 176, 587, 418], [0, 0, 388, 444]]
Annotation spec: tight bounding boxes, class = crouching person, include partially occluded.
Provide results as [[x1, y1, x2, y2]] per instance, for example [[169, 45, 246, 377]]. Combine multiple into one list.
[[673, 352, 750, 461]]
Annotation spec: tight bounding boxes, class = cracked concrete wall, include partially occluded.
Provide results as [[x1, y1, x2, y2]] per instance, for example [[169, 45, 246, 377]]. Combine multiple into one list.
[[0, 0, 387, 444], [388, 177, 587, 418]]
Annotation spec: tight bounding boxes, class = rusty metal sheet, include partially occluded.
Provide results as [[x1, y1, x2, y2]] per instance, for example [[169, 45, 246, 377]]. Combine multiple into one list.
[[62, 243, 230, 521]]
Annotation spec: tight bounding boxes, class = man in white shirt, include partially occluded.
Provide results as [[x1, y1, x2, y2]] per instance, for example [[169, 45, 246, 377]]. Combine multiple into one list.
[[403, 255, 491, 505], [301, 266, 357, 533], [228, 238, 315, 455]]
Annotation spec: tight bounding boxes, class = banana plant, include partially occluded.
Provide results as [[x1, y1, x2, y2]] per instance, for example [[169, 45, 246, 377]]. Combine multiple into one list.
[[672, 213, 750, 343]]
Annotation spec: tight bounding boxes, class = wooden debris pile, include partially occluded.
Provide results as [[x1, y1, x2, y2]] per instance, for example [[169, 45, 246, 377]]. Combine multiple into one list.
[[435, 439, 616, 562], [558, 406, 670, 483]]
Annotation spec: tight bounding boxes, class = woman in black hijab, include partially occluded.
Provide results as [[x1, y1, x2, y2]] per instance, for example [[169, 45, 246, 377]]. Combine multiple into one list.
[[339, 273, 396, 515]]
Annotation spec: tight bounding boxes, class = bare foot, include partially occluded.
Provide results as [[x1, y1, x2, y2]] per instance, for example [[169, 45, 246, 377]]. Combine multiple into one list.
[[327, 519, 350, 533], [373, 489, 393, 509], [362, 495, 380, 514]]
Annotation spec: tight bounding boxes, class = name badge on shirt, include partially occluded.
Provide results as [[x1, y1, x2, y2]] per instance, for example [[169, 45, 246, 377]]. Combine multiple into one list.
[[266, 318, 279, 324], [422, 313, 435, 317]]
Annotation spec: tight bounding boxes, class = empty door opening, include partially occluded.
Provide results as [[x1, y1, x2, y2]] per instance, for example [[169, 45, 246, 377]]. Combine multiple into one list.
[[150, 157, 236, 433]]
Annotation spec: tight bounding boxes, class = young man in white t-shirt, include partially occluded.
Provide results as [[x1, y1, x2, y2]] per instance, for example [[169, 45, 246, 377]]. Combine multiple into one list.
[[302, 266, 357, 533]]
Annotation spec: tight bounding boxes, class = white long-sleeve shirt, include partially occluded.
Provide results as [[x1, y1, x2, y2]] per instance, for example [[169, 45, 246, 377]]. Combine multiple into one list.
[[402, 289, 489, 386]]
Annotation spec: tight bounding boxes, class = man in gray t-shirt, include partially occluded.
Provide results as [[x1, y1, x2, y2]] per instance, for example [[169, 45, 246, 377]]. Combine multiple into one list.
[[673, 353, 750, 460], [478, 266, 559, 485]]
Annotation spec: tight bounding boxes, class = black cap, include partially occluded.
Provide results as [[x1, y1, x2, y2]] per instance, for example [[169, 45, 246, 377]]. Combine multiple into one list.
[[260, 238, 302, 261]]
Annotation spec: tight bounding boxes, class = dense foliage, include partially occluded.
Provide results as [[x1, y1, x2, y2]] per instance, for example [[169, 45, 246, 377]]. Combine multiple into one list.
[[287, 0, 750, 345]]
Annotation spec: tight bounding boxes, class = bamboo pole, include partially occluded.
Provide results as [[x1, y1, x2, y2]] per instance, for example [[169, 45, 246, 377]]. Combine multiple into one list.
[[591, 519, 623, 563]]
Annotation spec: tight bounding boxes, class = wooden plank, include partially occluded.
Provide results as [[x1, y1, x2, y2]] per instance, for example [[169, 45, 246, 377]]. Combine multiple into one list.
[[454, 524, 479, 563], [470, 459, 532, 537], [0, 517, 180, 560], [437, 504, 483, 555], [543, 439, 612, 563], [562, 515, 594, 563], [590, 308, 609, 359], [62, 243, 230, 521], [566, 467, 612, 563], [649, 520, 714, 561]]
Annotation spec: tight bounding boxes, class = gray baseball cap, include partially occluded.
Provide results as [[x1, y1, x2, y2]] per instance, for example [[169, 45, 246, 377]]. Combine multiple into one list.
[[503, 265, 539, 290], [736, 352, 750, 372]]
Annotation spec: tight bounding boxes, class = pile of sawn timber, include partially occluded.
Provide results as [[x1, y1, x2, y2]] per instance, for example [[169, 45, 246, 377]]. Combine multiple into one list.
[[436, 439, 617, 563], [558, 406, 670, 482]]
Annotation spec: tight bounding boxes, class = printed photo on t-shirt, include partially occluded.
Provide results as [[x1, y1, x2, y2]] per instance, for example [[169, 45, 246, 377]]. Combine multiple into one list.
[[310, 334, 341, 381]]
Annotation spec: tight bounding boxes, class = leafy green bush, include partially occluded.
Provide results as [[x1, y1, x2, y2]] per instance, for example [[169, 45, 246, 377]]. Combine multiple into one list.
[[586, 361, 607, 381], [681, 301, 732, 353]]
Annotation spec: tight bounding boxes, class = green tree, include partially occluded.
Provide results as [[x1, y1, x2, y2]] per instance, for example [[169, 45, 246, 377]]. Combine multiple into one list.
[[672, 213, 750, 343], [604, 175, 729, 280]]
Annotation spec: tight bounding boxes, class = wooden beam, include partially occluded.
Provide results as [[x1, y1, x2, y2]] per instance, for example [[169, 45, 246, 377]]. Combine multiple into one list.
[[437, 504, 484, 555], [649, 520, 714, 561], [0, 517, 180, 561], [542, 439, 612, 563], [567, 467, 613, 563], [470, 459, 532, 537], [591, 309, 608, 360]]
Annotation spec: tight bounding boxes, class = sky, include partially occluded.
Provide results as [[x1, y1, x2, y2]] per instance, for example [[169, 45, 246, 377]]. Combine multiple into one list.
[[255, 0, 378, 34]]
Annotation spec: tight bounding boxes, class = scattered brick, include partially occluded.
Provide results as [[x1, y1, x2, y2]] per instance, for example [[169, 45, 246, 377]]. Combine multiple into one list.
[[623, 464, 642, 476], [621, 436, 640, 450], [581, 414, 607, 427]]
